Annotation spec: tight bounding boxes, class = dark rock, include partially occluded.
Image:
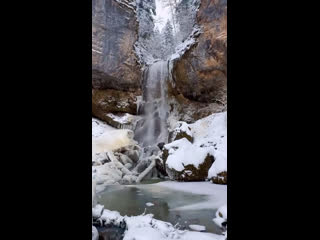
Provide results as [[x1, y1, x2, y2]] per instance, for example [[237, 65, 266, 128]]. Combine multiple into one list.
[[211, 171, 227, 184], [94, 224, 125, 240], [157, 142, 165, 150], [155, 157, 168, 177]]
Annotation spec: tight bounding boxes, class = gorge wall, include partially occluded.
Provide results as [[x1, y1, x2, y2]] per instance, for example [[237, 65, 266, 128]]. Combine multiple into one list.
[[169, 0, 227, 122], [92, 0, 143, 123]]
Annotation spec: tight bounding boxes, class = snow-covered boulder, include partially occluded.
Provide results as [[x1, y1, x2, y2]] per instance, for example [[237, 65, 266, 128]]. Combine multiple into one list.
[[213, 204, 227, 234], [164, 138, 214, 181], [161, 112, 227, 183]]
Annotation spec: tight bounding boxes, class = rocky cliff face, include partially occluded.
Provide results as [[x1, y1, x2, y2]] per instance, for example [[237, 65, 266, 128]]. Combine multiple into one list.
[[92, 0, 144, 123], [170, 0, 227, 121], [92, 0, 141, 91]]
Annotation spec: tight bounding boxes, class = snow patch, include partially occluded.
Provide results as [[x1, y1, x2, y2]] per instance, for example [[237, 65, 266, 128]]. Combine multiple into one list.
[[189, 224, 206, 232]]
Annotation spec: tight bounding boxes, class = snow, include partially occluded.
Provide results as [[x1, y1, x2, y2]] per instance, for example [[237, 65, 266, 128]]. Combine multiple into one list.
[[213, 204, 227, 230], [92, 226, 98, 240], [190, 112, 227, 179], [93, 205, 225, 240], [169, 26, 201, 61], [216, 205, 227, 219], [92, 118, 135, 155], [165, 138, 213, 172], [146, 202, 154, 207], [106, 113, 132, 124], [189, 224, 206, 231], [163, 112, 227, 179], [92, 204, 104, 219]]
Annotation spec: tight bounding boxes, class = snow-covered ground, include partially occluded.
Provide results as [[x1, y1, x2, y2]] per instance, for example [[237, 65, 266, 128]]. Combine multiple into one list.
[[93, 205, 226, 240]]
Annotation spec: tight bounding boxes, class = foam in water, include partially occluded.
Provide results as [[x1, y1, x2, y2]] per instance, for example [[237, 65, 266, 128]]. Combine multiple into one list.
[[134, 60, 169, 150]]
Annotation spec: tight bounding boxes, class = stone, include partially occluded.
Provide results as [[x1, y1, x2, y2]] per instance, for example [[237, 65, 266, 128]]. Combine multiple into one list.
[[211, 171, 227, 184]]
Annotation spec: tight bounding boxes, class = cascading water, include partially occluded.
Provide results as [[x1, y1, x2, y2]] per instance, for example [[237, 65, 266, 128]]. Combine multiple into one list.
[[134, 60, 169, 156]]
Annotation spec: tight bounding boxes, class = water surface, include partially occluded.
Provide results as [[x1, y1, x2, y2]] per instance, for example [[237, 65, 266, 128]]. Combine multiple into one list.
[[96, 184, 223, 234]]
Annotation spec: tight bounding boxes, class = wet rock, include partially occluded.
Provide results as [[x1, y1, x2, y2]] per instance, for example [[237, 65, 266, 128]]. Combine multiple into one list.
[[166, 154, 215, 181], [211, 171, 227, 184], [157, 142, 165, 150]]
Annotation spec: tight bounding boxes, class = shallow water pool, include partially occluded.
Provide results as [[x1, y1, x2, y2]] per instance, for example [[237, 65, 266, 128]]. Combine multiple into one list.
[[96, 184, 223, 234]]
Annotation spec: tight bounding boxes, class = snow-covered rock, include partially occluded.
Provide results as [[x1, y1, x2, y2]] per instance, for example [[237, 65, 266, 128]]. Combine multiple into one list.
[[169, 121, 193, 143], [213, 204, 227, 235], [92, 204, 105, 219], [161, 112, 227, 183], [94, 207, 225, 240]]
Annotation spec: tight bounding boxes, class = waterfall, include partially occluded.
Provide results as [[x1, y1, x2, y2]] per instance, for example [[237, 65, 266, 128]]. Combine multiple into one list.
[[134, 60, 169, 152]]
